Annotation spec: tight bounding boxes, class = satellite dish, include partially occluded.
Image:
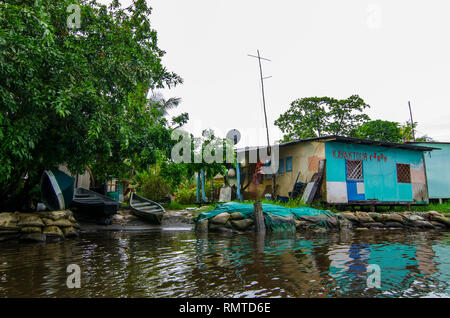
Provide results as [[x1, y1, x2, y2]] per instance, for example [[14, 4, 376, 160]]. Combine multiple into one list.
[[226, 129, 241, 145], [227, 168, 236, 178]]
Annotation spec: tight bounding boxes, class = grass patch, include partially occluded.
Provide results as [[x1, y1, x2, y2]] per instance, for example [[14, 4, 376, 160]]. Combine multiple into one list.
[[409, 202, 450, 214], [362, 202, 450, 214], [161, 202, 217, 218], [213, 199, 450, 215], [161, 202, 197, 210], [165, 199, 450, 218]]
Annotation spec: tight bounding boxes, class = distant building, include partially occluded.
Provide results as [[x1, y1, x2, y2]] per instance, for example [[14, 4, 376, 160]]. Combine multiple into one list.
[[410, 142, 450, 202], [234, 136, 437, 206]]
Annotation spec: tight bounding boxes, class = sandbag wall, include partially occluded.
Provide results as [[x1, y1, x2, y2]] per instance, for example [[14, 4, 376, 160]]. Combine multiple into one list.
[[0, 210, 80, 242], [196, 208, 450, 233]]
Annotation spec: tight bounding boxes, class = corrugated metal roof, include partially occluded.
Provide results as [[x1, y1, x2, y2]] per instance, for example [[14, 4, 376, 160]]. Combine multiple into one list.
[[236, 135, 439, 152], [408, 141, 450, 145]]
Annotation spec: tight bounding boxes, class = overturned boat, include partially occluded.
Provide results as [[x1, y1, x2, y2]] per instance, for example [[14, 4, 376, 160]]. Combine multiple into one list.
[[71, 187, 120, 225], [41, 169, 75, 210], [130, 193, 165, 225]]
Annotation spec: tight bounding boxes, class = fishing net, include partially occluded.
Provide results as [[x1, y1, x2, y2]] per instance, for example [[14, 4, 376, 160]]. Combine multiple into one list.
[[196, 202, 336, 231]]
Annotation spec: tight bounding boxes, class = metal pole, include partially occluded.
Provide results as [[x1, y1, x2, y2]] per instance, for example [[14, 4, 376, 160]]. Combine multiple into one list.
[[408, 101, 415, 141], [248, 50, 276, 199], [257, 50, 271, 149]]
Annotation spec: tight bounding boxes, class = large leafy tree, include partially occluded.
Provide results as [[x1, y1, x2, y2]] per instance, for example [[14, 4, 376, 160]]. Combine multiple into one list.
[[0, 0, 182, 209], [398, 121, 433, 142], [275, 95, 370, 142], [353, 120, 433, 143], [352, 120, 402, 142]]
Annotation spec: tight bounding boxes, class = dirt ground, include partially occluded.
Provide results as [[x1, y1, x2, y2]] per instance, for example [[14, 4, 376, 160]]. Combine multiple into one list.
[[79, 208, 197, 232]]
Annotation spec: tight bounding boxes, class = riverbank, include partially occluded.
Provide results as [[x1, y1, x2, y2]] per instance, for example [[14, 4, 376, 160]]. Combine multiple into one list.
[[81, 208, 195, 232], [2, 207, 449, 244]]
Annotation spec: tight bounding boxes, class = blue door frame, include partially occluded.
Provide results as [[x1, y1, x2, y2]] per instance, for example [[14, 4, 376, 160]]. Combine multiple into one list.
[[346, 160, 365, 201]]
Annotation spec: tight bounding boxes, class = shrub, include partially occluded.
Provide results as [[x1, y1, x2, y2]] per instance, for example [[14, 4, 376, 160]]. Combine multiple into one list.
[[175, 186, 197, 204], [135, 170, 171, 202]]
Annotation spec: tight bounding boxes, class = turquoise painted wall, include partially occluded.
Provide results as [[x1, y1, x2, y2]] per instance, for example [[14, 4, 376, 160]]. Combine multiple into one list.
[[325, 142, 425, 202], [413, 143, 450, 199]]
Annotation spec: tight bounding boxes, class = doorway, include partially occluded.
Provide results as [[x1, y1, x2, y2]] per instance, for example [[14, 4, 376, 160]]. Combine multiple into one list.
[[346, 160, 365, 201]]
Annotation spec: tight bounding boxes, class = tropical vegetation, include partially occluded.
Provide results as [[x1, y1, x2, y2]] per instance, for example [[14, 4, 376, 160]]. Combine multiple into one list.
[[0, 0, 183, 210], [275, 95, 432, 143]]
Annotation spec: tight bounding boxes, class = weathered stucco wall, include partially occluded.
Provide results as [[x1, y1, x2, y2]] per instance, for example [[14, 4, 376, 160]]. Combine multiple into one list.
[[413, 143, 450, 199], [276, 141, 325, 197], [325, 142, 428, 204], [240, 141, 326, 200]]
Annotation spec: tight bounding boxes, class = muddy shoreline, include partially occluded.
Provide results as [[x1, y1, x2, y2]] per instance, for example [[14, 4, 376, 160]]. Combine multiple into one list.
[[2, 208, 449, 243], [79, 208, 195, 232]]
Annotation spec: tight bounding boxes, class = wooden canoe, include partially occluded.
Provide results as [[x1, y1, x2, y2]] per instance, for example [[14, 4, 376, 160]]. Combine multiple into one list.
[[71, 187, 120, 224], [130, 193, 165, 225]]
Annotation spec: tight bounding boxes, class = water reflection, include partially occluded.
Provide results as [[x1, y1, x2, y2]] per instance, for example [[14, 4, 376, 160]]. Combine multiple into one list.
[[0, 230, 449, 297]]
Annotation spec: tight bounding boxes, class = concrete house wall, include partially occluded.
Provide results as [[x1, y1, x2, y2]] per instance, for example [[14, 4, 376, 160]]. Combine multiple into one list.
[[237, 141, 325, 200], [276, 141, 325, 197], [325, 142, 428, 205], [412, 143, 450, 200]]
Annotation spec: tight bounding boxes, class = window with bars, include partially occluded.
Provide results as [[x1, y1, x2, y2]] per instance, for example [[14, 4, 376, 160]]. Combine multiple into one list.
[[346, 160, 363, 181], [396, 163, 411, 183]]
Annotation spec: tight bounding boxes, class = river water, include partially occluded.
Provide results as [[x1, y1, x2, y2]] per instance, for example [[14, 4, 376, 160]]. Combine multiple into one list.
[[0, 229, 449, 298]]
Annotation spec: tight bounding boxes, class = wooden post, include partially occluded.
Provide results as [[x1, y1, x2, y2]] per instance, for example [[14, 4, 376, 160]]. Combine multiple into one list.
[[255, 231, 265, 254], [254, 201, 265, 234], [210, 178, 214, 203], [196, 172, 200, 203], [236, 159, 242, 201], [201, 169, 206, 202]]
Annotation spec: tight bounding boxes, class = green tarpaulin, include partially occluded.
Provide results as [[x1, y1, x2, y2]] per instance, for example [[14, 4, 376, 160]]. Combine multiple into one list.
[[196, 202, 335, 231]]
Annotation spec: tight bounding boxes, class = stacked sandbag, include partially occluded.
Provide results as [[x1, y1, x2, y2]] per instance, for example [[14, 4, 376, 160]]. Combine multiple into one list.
[[0, 210, 80, 242], [0, 213, 21, 241], [338, 211, 450, 230], [196, 211, 255, 233], [195, 203, 340, 233], [194, 202, 450, 234]]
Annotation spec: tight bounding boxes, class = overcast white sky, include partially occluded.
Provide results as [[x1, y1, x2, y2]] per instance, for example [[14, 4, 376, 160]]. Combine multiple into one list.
[[107, 0, 450, 146]]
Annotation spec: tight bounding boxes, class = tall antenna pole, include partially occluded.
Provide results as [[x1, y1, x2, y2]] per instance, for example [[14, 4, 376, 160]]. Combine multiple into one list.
[[248, 50, 272, 150], [249, 50, 276, 199], [408, 101, 415, 141]]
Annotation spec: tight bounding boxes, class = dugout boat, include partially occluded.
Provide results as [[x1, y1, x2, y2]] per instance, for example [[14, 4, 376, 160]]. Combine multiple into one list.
[[129, 192, 165, 225]]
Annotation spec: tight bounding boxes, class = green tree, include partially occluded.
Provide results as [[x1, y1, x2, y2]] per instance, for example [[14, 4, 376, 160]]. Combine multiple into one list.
[[0, 0, 182, 209], [169, 129, 232, 202], [275, 95, 370, 142], [192, 129, 232, 202], [353, 120, 402, 142], [399, 121, 433, 142], [148, 92, 181, 118]]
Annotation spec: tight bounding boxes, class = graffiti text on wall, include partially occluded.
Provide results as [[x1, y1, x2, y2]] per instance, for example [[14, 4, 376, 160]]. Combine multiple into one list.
[[333, 150, 388, 162]]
